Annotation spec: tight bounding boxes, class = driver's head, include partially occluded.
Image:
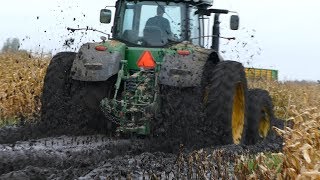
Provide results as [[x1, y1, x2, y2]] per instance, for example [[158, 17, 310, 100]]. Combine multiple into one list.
[[157, 5, 165, 16]]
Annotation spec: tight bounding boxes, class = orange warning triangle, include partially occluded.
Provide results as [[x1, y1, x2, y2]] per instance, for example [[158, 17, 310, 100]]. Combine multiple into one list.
[[137, 51, 156, 69]]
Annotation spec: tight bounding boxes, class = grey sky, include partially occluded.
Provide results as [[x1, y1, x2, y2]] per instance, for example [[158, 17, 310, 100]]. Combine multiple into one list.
[[0, 0, 319, 81]]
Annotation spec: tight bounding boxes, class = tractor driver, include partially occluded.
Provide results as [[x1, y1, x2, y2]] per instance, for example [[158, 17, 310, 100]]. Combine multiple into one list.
[[145, 5, 172, 38]]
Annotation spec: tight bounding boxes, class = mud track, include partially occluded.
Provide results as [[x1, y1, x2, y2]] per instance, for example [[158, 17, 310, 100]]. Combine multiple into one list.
[[0, 118, 283, 179]]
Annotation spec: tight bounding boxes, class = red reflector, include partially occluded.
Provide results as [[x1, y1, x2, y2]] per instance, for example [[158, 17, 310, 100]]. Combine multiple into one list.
[[177, 50, 190, 56], [137, 51, 156, 69], [95, 45, 107, 51]]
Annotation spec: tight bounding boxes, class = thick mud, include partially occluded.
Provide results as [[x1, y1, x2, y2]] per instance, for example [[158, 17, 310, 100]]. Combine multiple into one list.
[[0, 118, 283, 179], [0, 135, 146, 179], [0, 83, 284, 179]]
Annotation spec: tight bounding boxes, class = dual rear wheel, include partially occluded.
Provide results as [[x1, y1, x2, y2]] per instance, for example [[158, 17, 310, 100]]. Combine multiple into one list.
[[203, 61, 247, 145], [203, 60, 274, 145]]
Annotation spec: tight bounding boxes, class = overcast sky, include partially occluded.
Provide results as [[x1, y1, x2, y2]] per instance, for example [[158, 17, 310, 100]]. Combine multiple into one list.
[[0, 0, 319, 81]]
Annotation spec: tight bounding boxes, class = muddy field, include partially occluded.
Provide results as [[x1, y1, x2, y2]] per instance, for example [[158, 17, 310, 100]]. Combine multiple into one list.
[[0, 118, 283, 180]]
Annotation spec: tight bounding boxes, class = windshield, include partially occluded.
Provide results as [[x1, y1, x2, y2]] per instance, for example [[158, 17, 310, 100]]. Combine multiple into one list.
[[114, 1, 200, 47]]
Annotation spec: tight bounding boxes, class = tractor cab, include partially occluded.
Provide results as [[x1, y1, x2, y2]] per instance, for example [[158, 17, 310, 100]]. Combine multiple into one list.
[[101, 0, 239, 51], [100, 0, 215, 47]]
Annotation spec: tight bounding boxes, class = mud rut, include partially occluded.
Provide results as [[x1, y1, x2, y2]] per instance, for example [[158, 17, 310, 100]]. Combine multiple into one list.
[[0, 119, 283, 179]]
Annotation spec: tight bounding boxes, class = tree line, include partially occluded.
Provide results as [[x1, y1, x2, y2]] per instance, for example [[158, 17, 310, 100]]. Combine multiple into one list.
[[1, 38, 20, 52]]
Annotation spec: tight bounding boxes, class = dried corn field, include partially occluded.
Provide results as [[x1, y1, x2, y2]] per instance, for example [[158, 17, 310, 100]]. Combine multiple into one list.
[[0, 53, 49, 123], [237, 80, 320, 179]]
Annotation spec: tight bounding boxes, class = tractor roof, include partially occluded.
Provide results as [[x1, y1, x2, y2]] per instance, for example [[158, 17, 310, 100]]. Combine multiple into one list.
[[125, 0, 213, 6]]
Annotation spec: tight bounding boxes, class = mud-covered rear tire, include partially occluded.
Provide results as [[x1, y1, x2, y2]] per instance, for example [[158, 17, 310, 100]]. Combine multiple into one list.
[[41, 52, 115, 135], [203, 60, 248, 145], [245, 88, 274, 145]]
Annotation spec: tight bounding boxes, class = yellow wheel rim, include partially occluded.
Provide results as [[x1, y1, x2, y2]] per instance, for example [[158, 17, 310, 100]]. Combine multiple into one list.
[[258, 108, 271, 138], [232, 83, 245, 144]]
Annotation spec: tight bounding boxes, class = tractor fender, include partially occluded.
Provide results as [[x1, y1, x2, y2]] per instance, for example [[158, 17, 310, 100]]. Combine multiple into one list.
[[71, 43, 123, 81], [159, 50, 222, 87]]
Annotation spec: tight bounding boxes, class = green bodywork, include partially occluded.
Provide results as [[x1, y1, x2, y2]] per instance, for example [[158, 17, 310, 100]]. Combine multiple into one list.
[[101, 40, 192, 70], [125, 47, 163, 70]]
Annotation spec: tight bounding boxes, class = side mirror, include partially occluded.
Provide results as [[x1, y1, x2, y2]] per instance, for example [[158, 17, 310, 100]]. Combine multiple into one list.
[[230, 15, 239, 30], [100, 9, 112, 24]]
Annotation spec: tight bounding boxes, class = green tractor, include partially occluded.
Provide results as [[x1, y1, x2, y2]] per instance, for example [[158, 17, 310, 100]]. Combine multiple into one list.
[[41, 0, 275, 146]]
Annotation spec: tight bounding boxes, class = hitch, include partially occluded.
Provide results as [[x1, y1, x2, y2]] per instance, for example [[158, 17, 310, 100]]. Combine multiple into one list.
[[100, 60, 158, 136]]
